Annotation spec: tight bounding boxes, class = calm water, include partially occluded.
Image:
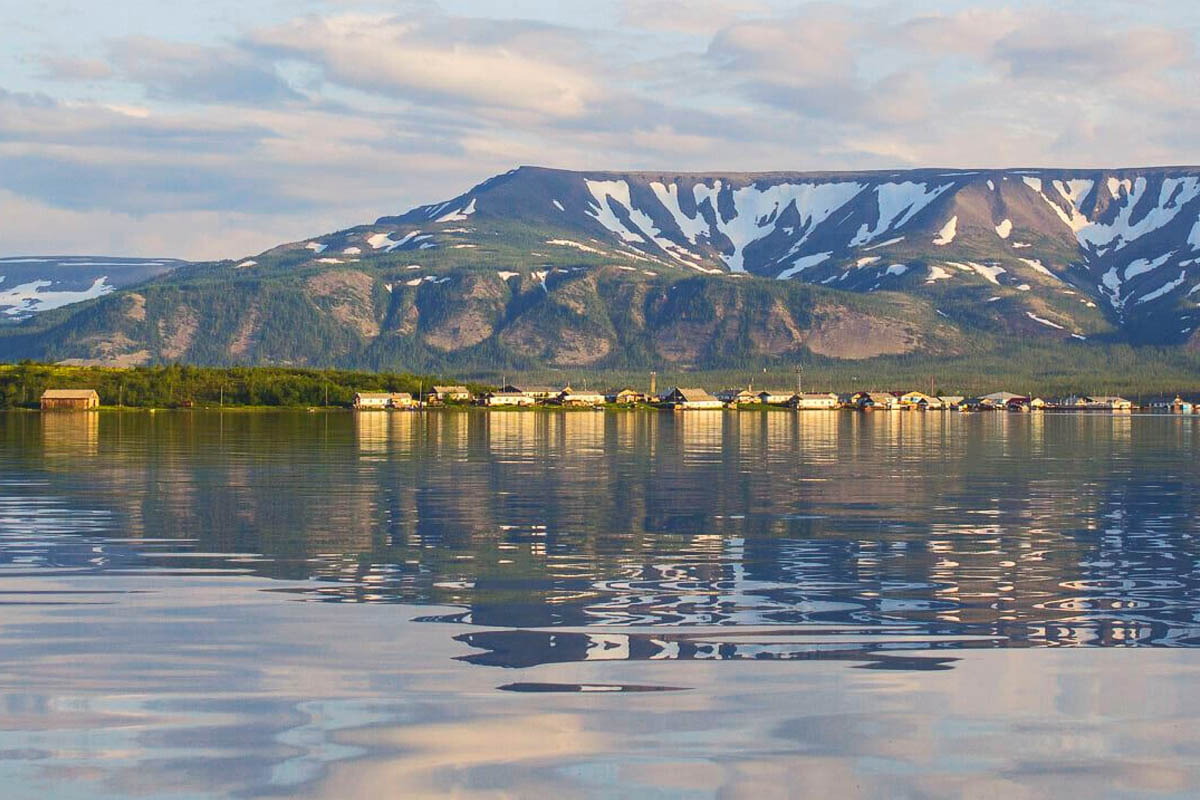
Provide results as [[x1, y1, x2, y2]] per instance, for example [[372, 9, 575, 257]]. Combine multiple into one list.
[[1, 409, 1199, 798]]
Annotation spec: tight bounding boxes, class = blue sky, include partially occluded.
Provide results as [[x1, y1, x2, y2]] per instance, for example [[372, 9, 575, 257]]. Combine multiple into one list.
[[2, 0, 1198, 259]]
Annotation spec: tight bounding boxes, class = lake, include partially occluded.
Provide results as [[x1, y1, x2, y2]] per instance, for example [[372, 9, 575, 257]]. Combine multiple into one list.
[[1, 409, 1199, 798]]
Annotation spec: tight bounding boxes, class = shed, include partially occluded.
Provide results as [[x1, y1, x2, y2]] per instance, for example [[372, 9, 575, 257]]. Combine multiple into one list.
[[40, 389, 100, 410]]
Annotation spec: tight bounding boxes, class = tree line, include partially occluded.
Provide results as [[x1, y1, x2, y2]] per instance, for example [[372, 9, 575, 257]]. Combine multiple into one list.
[[0, 362, 487, 409]]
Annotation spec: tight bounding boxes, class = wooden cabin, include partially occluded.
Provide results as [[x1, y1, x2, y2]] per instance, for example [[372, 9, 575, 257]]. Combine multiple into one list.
[[660, 387, 724, 410], [788, 392, 840, 410], [756, 390, 796, 406], [557, 388, 606, 407], [716, 388, 758, 405], [607, 388, 645, 405], [40, 389, 100, 410], [481, 391, 536, 407], [353, 392, 416, 410], [431, 385, 472, 403]]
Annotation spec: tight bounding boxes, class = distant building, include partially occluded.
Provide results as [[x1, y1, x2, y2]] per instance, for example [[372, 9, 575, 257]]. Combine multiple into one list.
[[480, 391, 536, 407], [899, 391, 936, 409], [788, 392, 840, 410], [518, 386, 561, 402], [353, 392, 416, 410], [1091, 396, 1133, 411], [431, 385, 472, 403], [607, 388, 646, 405], [978, 391, 1026, 408], [557, 388, 606, 406], [40, 389, 100, 410], [660, 387, 724, 410], [860, 391, 899, 410], [717, 388, 758, 405], [939, 395, 966, 410], [756, 390, 796, 405]]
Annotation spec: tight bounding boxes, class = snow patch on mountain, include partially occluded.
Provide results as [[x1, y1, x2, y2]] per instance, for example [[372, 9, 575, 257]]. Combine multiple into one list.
[[1018, 258, 1062, 282], [1123, 253, 1173, 281], [1136, 271, 1188, 305], [862, 236, 904, 252], [926, 265, 952, 283], [995, 219, 1012, 239], [0, 276, 113, 316], [695, 180, 866, 271], [1027, 312, 1064, 330], [933, 216, 957, 245], [368, 231, 421, 251], [777, 251, 831, 280], [968, 262, 1006, 285], [546, 239, 605, 255], [1027, 176, 1200, 254], [435, 198, 477, 223], [850, 182, 952, 247]]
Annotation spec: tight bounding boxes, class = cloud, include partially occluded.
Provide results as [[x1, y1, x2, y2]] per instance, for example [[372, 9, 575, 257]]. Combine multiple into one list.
[[108, 36, 303, 105], [38, 56, 114, 81], [620, 0, 768, 35], [249, 14, 601, 118], [4, 2, 1200, 259]]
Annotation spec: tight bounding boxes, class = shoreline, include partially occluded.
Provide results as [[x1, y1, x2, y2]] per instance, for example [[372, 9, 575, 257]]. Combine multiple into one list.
[[11, 405, 1198, 416]]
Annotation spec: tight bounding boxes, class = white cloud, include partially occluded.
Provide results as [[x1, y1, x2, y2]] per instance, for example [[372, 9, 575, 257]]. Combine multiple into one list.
[[249, 14, 601, 118], [2, 1, 1198, 258]]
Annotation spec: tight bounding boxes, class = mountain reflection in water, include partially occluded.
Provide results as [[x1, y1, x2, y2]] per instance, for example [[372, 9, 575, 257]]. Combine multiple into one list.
[[3, 409, 1198, 659], [3, 409, 1200, 798]]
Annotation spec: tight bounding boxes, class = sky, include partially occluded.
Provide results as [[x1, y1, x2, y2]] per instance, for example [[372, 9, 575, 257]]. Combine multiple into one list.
[[2, 0, 1198, 260]]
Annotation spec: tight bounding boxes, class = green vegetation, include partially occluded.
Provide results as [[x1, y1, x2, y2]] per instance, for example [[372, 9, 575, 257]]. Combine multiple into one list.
[[0, 362, 489, 409]]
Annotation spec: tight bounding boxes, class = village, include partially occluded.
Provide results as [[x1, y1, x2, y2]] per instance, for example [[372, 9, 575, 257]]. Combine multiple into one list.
[[347, 384, 1200, 414]]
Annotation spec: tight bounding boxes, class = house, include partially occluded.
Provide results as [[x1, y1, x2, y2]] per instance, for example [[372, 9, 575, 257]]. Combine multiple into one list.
[[557, 388, 606, 406], [353, 392, 415, 410], [40, 389, 100, 410], [757, 390, 796, 405], [1006, 396, 1032, 412], [607, 388, 646, 405], [481, 391, 536, 407], [431, 385, 472, 403], [1091, 396, 1133, 411], [899, 391, 935, 409], [660, 387, 724, 410], [978, 391, 1025, 408], [938, 395, 965, 411], [717, 387, 758, 405], [519, 386, 562, 402], [1030, 397, 1049, 410], [788, 392, 840, 410], [860, 392, 899, 410]]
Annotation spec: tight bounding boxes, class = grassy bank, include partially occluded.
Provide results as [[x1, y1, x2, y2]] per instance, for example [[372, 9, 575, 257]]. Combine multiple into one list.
[[0, 363, 489, 409]]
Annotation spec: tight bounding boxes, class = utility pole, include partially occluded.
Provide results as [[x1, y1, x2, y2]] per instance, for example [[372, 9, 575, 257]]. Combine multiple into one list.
[[796, 366, 803, 395]]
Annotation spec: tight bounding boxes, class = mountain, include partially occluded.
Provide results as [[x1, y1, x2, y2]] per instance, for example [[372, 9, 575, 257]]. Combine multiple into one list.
[[0, 256, 185, 321], [2, 166, 1199, 371]]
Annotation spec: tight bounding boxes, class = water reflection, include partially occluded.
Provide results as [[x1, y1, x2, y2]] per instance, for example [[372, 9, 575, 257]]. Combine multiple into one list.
[[1, 410, 1199, 656], [4, 409, 1200, 797]]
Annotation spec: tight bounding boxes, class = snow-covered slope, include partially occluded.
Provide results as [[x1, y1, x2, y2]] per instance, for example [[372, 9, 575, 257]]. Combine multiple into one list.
[[364, 166, 1200, 345], [0, 256, 184, 319]]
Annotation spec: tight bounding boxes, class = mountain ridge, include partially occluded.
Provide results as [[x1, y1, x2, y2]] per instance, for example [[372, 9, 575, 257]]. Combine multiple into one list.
[[2, 165, 1199, 370]]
